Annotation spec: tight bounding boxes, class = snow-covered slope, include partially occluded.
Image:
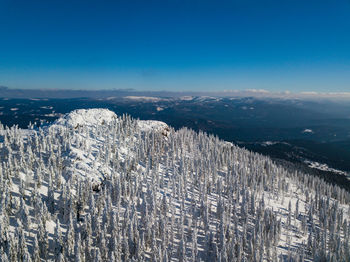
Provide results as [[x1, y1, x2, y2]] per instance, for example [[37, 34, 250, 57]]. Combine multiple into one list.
[[0, 109, 349, 261]]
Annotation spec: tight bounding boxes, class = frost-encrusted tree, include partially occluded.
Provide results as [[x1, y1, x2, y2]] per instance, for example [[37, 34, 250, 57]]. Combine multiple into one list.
[[32, 235, 40, 262], [37, 219, 49, 260]]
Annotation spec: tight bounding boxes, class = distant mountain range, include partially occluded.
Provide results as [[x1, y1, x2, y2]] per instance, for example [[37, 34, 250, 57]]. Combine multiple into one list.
[[1, 86, 350, 100]]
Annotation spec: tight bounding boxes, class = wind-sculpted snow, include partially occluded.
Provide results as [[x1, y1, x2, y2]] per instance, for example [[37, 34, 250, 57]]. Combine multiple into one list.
[[0, 109, 350, 261]]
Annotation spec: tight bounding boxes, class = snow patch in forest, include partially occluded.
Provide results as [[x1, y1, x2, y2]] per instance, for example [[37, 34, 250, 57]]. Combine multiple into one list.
[[137, 120, 168, 133], [304, 160, 348, 176]]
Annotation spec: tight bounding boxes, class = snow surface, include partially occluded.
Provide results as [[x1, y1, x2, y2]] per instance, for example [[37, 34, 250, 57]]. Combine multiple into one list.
[[304, 160, 349, 177]]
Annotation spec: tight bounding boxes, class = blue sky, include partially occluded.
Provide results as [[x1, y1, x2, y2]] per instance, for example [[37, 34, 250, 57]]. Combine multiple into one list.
[[0, 0, 349, 92]]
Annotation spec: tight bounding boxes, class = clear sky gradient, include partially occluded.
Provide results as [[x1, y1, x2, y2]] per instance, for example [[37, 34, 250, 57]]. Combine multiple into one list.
[[0, 0, 349, 92]]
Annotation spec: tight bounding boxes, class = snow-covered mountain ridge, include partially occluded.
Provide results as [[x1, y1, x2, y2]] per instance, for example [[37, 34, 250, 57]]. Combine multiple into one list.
[[0, 109, 349, 261], [52, 109, 118, 129], [46, 109, 169, 183]]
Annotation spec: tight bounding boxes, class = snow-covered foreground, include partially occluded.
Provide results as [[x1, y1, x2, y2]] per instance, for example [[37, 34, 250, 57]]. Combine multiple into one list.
[[0, 109, 349, 261]]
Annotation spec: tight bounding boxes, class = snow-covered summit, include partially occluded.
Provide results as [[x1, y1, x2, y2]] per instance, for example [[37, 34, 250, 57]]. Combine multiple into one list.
[[45, 109, 170, 183], [52, 108, 117, 128], [52, 108, 169, 134]]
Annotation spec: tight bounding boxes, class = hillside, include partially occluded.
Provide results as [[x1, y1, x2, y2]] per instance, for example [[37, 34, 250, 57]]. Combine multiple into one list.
[[0, 109, 349, 261]]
